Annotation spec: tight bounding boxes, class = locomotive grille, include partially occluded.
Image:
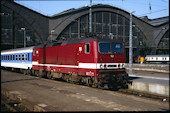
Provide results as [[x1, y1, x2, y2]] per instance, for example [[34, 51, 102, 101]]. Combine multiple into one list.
[[107, 65, 117, 67]]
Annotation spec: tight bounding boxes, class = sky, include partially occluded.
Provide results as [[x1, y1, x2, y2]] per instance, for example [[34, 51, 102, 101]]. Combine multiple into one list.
[[14, 0, 169, 19]]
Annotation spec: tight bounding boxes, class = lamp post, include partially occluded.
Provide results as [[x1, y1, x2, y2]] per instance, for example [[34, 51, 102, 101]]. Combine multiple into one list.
[[129, 11, 135, 74], [21, 28, 26, 48], [51, 30, 55, 42], [89, 0, 92, 33]]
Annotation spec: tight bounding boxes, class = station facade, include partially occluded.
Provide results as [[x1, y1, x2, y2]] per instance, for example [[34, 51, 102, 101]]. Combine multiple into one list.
[[1, 0, 169, 61]]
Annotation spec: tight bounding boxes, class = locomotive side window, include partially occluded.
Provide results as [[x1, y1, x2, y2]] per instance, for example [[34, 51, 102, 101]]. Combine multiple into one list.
[[85, 43, 90, 54]]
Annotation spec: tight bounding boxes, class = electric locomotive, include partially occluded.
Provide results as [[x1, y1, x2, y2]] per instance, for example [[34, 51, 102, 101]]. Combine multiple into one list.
[[32, 38, 128, 89]]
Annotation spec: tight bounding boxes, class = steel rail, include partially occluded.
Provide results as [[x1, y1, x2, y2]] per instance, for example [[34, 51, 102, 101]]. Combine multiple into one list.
[[118, 89, 169, 102], [1, 100, 18, 112]]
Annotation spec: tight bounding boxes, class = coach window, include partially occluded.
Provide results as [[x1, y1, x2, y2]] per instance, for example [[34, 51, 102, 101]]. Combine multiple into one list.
[[19, 54, 21, 61], [15, 55, 17, 61], [22, 54, 24, 61], [85, 43, 90, 54], [25, 54, 27, 61], [27, 53, 29, 61], [24, 54, 26, 61], [13, 55, 14, 60]]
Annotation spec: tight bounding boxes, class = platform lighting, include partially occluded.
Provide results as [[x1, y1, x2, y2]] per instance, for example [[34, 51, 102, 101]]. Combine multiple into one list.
[[89, 0, 92, 33], [129, 11, 136, 74], [21, 28, 26, 48], [51, 30, 55, 42]]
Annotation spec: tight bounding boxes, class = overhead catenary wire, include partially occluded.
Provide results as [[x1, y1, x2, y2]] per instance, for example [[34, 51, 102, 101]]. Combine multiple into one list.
[[137, 9, 168, 17]]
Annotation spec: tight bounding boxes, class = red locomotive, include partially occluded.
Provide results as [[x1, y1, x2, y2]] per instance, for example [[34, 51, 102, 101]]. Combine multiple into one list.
[[31, 37, 128, 89]]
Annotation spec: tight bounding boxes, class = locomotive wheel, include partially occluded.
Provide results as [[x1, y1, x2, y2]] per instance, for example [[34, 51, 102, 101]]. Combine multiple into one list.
[[23, 70, 28, 75], [65, 75, 69, 82], [11, 68, 15, 71], [47, 72, 52, 79], [35, 70, 39, 76], [28, 69, 32, 75], [31, 70, 35, 76], [91, 77, 99, 88], [86, 77, 92, 87], [38, 70, 46, 78], [68, 75, 74, 84], [20, 69, 23, 73]]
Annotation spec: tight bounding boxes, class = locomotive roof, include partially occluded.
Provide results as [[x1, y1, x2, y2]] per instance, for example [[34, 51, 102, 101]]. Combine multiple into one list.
[[35, 38, 123, 48]]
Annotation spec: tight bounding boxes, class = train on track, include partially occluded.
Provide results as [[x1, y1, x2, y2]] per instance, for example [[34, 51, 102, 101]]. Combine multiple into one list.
[[134, 55, 169, 64], [1, 38, 129, 89], [145, 55, 169, 64]]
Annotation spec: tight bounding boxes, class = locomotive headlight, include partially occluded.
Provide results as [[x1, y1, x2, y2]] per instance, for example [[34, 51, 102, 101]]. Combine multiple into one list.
[[100, 64, 107, 69], [122, 64, 125, 68], [104, 64, 107, 68], [118, 64, 120, 68]]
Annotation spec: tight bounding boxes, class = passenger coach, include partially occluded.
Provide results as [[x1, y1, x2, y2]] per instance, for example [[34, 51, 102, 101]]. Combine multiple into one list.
[[1, 47, 34, 73]]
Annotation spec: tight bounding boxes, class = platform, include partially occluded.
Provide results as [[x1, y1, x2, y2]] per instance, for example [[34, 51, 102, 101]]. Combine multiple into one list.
[[126, 63, 169, 73], [128, 71, 169, 97]]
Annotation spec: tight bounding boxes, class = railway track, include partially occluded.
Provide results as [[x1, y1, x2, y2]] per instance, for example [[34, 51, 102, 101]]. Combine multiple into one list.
[[1, 100, 18, 112], [117, 89, 169, 103], [1, 91, 31, 112]]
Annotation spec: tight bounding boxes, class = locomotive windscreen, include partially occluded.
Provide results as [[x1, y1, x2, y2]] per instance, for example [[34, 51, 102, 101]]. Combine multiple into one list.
[[99, 42, 123, 54]]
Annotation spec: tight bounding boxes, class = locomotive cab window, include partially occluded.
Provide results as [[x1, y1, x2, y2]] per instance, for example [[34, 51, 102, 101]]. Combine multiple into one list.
[[99, 42, 123, 54], [85, 43, 90, 54]]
